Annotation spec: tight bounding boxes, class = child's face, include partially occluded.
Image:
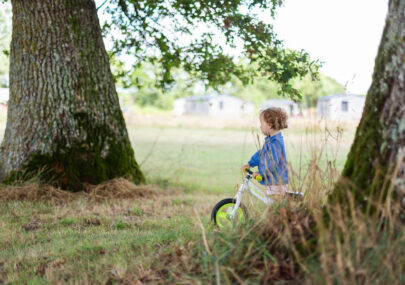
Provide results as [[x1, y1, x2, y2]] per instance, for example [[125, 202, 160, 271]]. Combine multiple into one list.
[[260, 114, 272, 136]]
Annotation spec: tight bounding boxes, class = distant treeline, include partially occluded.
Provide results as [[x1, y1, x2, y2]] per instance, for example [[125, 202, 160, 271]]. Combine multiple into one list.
[[113, 61, 346, 110]]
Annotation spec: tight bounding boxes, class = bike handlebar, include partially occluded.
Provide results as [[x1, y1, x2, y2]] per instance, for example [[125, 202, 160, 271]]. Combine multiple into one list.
[[244, 167, 263, 182]]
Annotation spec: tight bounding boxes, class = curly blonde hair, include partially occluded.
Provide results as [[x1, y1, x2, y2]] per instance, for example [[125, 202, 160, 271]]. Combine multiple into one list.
[[260, 107, 288, 130]]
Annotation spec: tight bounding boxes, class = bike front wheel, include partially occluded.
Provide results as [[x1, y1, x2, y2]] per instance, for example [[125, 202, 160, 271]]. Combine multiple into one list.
[[211, 198, 248, 228]]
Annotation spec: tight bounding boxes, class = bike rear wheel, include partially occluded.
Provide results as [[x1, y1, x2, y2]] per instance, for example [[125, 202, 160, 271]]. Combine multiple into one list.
[[211, 198, 248, 228]]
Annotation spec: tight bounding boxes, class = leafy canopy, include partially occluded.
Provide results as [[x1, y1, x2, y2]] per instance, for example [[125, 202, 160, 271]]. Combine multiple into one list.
[[102, 0, 321, 100]]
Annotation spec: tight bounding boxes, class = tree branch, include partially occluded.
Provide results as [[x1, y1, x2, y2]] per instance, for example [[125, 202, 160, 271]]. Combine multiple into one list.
[[97, 0, 109, 11]]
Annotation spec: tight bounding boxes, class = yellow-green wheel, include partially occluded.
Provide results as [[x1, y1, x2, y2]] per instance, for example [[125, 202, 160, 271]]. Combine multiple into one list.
[[211, 198, 248, 228]]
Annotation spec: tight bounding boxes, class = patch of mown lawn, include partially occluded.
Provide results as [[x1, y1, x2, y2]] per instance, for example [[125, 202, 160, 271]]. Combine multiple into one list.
[[0, 183, 219, 284]]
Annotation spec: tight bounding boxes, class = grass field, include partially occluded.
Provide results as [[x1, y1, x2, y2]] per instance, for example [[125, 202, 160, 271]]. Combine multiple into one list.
[[0, 113, 362, 283], [128, 115, 356, 194]]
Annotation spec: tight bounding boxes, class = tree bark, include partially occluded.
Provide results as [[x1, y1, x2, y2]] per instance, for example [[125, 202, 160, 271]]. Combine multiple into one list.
[[330, 0, 405, 206], [0, 0, 144, 191]]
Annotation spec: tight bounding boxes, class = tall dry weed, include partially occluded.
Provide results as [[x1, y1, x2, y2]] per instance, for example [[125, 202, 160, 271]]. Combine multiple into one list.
[[151, 118, 404, 284]]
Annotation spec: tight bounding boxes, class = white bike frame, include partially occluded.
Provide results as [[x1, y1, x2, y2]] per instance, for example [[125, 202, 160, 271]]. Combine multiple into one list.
[[229, 176, 303, 220], [229, 177, 270, 219]]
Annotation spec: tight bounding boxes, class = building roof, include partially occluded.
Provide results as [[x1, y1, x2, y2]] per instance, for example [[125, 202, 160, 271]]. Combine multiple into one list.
[[318, 94, 365, 101]]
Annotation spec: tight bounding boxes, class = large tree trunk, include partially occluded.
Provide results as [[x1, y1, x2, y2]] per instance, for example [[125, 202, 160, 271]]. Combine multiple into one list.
[[330, 0, 405, 206], [0, 0, 144, 191]]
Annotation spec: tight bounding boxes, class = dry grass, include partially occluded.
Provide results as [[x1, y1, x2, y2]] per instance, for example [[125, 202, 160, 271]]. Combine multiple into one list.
[[0, 178, 159, 204], [126, 113, 360, 131], [136, 203, 316, 284], [141, 187, 404, 284], [84, 178, 158, 201], [0, 183, 75, 204]]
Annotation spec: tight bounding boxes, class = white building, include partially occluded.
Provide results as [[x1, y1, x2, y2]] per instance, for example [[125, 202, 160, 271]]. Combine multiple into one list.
[[317, 94, 366, 120], [173, 97, 187, 115], [260, 99, 301, 116], [173, 94, 254, 116]]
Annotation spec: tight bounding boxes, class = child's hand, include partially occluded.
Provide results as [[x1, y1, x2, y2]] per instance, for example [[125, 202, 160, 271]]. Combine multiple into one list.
[[252, 172, 260, 179]]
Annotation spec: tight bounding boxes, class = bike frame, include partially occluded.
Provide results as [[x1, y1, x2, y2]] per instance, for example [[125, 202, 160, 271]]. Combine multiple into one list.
[[228, 175, 303, 220], [229, 176, 271, 219]]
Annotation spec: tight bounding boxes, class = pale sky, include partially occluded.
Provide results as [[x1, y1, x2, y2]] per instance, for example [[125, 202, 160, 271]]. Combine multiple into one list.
[[96, 0, 389, 95], [272, 0, 388, 94]]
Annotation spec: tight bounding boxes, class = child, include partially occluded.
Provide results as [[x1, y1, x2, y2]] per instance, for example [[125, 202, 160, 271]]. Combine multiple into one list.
[[243, 107, 289, 196]]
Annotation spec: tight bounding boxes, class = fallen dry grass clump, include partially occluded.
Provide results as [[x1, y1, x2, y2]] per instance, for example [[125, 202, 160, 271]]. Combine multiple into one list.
[[0, 183, 75, 204], [84, 178, 158, 201], [0, 178, 158, 203]]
